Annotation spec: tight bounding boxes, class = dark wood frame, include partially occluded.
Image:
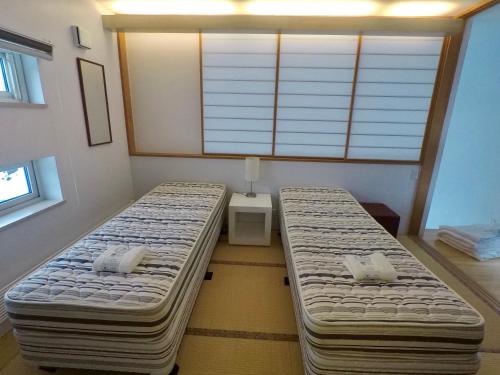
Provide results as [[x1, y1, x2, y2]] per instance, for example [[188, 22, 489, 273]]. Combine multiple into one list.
[[77, 57, 113, 147]]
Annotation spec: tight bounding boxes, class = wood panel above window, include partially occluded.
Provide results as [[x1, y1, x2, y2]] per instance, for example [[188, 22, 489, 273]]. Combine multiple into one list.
[[200, 32, 444, 163]]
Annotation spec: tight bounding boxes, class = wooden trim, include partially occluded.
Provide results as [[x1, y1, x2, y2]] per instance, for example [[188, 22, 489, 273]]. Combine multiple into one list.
[[130, 151, 420, 165], [199, 31, 205, 154], [418, 38, 448, 164], [457, 0, 499, 19], [117, 32, 136, 153], [408, 31, 464, 235], [271, 32, 281, 156], [343, 34, 362, 159], [103, 15, 463, 35]]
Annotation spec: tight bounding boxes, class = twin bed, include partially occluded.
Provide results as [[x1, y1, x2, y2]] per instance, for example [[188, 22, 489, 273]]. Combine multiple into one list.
[[5, 183, 484, 374]]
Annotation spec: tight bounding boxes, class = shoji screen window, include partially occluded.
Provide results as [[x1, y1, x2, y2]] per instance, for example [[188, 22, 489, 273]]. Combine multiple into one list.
[[275, 35, 358, 157], [348, 36, 443, 161], [202, 33, 277, 155]]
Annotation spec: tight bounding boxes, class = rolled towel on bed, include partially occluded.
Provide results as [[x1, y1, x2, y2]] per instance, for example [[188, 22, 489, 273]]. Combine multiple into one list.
[[344, 252, 397, 282], [93, 245, 148, 273]]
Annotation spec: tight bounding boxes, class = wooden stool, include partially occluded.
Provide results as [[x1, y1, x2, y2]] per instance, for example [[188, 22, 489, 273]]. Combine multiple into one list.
[[360, 202, 400, 237]]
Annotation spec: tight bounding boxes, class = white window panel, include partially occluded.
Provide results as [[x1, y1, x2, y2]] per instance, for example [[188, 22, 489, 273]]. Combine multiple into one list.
[[277, 132, 346, 146], [202, 33, 277, 155], [277, 120, 348, 134], [355, 96, 431, 111], [349, 134, 423, 149], [202, 34, 277, 53], [275, 144, 345, 157], [358, 68, 437, 84], [204, 142, 272, 155], [204, 80, 275, 94], [280, 67, 354, 82], [349, 36, 443, 161], [205, 130, 272, 143], [203, 67, 276, 81], [203, 53, 276, 67], [280, 34, 358, 54], [361, 36, 443, 55], [279, 81, 353, 95], [278, 94, 351, 108], [350, 122, 426, 136], [204, 106, 274, 120], [278, 107, 349, 121], [356, 82, 435, 97], [359, 54, 440, 69], [353, 109, 429, 123], [275, 34, 357, 157], [204, 118, 273, 132], [204, 93, 275, 106], [348, 147, 421, 161], [280, 53, 356, 68]]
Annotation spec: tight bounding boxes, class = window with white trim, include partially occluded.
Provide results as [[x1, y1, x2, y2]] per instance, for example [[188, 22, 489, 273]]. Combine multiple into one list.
[[0, 50, 29, 103], [201, 33, 444, 162], [0, 162, 40, 212]]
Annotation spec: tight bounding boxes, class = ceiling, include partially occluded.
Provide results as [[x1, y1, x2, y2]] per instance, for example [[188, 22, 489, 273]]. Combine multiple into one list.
[[96, 0, 486, 17]]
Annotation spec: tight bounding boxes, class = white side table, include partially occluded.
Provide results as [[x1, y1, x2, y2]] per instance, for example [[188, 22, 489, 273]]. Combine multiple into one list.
[[229, 193, 272, 246]]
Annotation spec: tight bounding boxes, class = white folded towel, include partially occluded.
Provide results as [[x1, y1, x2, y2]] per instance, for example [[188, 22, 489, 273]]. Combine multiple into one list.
[[344, 252, 397, 282], [93, 245, 148, 273]]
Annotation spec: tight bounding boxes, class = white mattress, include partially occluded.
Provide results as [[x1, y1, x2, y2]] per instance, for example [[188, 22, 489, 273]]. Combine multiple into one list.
[[280, 187, 484, 375], [5, 182, 227, 374]]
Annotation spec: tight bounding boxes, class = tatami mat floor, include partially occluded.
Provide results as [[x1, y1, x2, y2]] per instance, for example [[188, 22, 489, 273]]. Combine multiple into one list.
[[0, 232, 499, 374]]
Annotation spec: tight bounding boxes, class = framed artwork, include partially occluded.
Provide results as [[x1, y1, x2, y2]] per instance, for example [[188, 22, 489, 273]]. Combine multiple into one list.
[[77, 58, 112, 146]]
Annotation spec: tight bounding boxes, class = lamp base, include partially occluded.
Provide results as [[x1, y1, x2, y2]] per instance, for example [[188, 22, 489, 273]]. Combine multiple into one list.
[[246, 192, 257, 198]]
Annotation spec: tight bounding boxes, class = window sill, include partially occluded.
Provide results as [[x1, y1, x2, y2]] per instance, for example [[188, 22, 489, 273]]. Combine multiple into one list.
[[0, 101, 47, 109], [0, 199, 65, 232]]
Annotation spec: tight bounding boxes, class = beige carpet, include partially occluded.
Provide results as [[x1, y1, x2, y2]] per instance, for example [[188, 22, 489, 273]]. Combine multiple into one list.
[[1, 234, 499, 374]]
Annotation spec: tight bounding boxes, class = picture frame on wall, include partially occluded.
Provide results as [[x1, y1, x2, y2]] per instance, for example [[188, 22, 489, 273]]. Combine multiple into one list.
[[76, 58, 112, 146]]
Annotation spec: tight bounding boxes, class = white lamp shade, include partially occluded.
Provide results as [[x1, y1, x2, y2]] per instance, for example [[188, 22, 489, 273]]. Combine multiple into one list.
[[245, 157, 260, 182]]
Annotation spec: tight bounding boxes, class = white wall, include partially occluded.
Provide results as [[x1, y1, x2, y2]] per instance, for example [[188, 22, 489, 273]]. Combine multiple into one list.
[[0, 0, 133, 294], [426, 4, 500, 229], [131, 156, 420, 233]]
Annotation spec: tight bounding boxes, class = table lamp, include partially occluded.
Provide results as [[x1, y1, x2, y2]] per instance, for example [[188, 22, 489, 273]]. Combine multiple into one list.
[[245, 157, 260, 198]]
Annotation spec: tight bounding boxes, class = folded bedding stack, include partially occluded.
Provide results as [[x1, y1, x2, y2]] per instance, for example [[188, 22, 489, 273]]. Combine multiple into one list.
[[437, 224, 500, 260], [5, 182, 227, 375], [279, 187, 484, 375]]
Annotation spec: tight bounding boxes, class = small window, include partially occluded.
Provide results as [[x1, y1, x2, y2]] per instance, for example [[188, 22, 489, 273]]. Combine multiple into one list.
[[0, 50, 29, 103], [0, 162, 39, 212]]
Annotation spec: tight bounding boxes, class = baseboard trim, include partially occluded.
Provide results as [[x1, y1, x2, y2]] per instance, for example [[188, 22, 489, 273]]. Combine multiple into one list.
[[0, 200, 135, 336]]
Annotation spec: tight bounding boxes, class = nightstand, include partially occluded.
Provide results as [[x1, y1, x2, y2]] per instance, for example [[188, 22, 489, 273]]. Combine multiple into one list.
[[360, 202, 400, 237], [229, 193, 272, 246]]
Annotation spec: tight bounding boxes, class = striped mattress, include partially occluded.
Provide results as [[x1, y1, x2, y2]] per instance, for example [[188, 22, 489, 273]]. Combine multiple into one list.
[[279, 187, 484, 375], [5, 182, 227, 374]]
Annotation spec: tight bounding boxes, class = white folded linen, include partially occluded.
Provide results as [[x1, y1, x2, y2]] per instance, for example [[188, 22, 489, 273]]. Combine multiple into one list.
[[344, 252, 397, 282], [439, 224, 500, 244], [93, 245, 148, 273], [437, 225, 500, 261]]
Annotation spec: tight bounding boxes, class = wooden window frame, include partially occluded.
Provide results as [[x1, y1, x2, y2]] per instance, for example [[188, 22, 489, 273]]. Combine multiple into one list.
[[117, 29, 462, 170], [199, 32, 444, 164]]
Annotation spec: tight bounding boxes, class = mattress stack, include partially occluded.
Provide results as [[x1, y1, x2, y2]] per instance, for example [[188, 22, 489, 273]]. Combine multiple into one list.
[[5, 182, 227, 375], [437, 224, 500, 260], [279, 187, 484, 375]]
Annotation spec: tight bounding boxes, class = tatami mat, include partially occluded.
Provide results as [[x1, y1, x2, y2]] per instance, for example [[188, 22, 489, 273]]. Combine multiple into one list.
[[188, 263, 297, 335], [1, 234, 499, 375], [212, 232, 285, 266], [176, 334, 303, 375]]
